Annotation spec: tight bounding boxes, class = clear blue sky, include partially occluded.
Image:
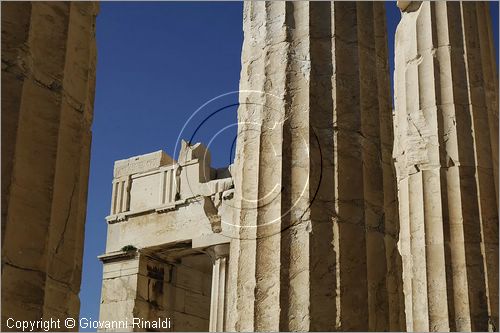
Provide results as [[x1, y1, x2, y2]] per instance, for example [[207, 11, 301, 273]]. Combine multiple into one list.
[[79, 2, 499, 330]]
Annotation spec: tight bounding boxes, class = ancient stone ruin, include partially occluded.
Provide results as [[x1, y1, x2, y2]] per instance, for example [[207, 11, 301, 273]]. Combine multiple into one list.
[[99, 141, 234, 331], [2, 2, 98, 328], [2, 1, 498, 332]]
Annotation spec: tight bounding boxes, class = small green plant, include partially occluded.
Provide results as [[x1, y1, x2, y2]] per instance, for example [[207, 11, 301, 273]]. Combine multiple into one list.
[[121, 245, 137, 252]]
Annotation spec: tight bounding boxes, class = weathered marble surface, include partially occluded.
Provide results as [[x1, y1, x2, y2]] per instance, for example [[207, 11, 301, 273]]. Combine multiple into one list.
[[394, 1, 499, 331], [1, 2, 98, 330], [3, 1, 497, 332], [227, 2, 404, 331]]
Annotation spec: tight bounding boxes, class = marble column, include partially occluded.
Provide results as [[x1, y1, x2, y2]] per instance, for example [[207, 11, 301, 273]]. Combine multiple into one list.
[[208, 245, 229, 332], [226, 2, 404, 331], [1, 2, 98, 328], [394, 1, 498, 331]]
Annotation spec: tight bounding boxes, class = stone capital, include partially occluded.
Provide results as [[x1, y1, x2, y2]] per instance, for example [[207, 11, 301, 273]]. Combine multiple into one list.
[[206, 244, 229, 260]]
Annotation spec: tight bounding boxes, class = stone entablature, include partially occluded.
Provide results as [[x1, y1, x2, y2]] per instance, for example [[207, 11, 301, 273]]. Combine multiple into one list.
[[106, 141, 233, 224]]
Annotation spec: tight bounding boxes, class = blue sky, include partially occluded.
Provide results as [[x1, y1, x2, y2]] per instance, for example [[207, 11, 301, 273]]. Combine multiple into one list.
[[79, 2, 499, 330]]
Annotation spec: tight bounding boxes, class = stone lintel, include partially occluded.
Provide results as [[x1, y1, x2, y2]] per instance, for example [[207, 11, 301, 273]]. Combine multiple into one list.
[[192, 233, 230, 250]]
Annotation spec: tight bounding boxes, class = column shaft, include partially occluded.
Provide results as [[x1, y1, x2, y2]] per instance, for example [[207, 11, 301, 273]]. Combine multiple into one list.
[[209, 256, 228, 332], [394, 1, 499, 330], [209, 259, 220, 332], [230, 2, 403, 330], [1, 2, 98, 327]]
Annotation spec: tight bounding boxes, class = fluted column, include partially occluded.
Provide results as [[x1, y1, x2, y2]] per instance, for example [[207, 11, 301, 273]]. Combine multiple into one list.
[[394, 1, 498, 331], [226, 2, 404, 331], [1, 2, 98, 328], [208, 245, 229, 332]]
